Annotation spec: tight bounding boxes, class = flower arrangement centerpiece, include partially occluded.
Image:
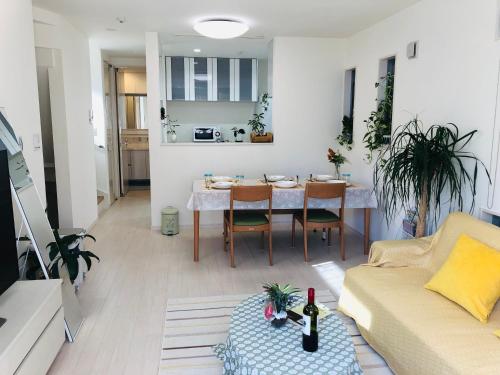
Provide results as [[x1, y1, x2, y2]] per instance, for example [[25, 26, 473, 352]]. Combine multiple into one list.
[[327, 148, 347, 178], [263, 283, 300, 327]]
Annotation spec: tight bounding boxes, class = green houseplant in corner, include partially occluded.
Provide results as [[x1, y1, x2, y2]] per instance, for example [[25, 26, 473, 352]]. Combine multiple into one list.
[[374, 117, 489, 238], [363, 73, 394, 161]]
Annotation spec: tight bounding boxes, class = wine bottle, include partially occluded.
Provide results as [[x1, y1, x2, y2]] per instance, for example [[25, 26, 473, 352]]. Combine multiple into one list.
[[302, 287, 319, 352]]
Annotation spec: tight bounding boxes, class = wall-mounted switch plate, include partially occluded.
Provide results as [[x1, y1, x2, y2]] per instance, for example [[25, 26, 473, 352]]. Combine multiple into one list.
[[407, 41, 418, 59], [33, 134, 41, 149]]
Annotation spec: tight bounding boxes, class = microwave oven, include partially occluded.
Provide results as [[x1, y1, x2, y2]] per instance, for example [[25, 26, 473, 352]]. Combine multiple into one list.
[[193, 127, 222, 142]]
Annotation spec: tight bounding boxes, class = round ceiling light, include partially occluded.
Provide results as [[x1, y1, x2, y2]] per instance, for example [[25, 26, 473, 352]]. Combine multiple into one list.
[[193, 19, 249, 39]]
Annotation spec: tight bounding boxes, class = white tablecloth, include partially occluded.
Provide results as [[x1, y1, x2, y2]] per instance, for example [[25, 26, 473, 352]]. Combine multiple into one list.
[[187, 180, 377, 211]]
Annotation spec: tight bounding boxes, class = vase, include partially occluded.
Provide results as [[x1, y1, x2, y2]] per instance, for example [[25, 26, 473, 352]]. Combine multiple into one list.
[[170, 133, 177, 143], [271, 307, 288, 327], [335, 165, 341, 179], [271, 316, 288, 328]]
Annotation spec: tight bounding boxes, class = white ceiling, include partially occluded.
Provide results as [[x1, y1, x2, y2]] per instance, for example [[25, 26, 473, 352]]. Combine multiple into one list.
[[32, 0, 420, 59]]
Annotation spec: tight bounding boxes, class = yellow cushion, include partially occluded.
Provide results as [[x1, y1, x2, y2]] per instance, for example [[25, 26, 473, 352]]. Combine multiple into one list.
[[425, 234, 500, 323], [495, 329, 500, 338]]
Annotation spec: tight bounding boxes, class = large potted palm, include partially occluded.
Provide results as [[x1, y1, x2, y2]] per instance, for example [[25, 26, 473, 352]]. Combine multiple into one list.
[[374, 118, 489, 238]]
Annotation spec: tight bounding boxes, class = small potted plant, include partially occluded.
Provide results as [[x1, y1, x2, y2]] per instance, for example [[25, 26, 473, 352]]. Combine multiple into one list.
[[337, 115, 353, 151], [263, 283, 300, 327], [231, 127, 246, 142], [249, 93, 273, 143], [327, 148, 347, 179], [163, 114, 180, 143]]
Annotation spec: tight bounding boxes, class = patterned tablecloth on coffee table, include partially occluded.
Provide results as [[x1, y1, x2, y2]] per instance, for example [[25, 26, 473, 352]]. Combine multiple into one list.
[[214, 294, 363, 375]]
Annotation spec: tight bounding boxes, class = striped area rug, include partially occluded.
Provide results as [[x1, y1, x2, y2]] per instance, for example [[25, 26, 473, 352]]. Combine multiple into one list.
[[160, 291, 392, 375]]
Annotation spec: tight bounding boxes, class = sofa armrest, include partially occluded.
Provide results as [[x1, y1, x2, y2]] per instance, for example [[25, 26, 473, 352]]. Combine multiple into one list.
[[366, 237, 433, 268]]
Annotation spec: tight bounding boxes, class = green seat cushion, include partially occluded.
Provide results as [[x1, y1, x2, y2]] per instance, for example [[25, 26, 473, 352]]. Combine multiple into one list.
[[232, 211, 269, 226], [300, 209, 339, 223]]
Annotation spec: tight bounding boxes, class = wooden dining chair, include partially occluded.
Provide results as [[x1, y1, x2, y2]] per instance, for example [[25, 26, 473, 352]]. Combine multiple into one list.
[[224, 185, 273, 268], [292, 182, 346, 261]]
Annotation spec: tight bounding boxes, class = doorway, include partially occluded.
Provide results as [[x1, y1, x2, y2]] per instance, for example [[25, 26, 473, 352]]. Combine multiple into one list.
[[103, 63, 120, 202], [116, 67, 150, 195]]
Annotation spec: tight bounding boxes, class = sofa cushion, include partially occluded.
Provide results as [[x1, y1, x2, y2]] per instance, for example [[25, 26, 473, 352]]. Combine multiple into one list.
[[425, 234, 500, 323], [338, 266, 500, 375], [428, 212, 500, 273]]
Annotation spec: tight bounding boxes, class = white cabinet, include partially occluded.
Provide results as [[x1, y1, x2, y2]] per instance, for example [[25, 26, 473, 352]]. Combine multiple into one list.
[[0, 280, 64, 375], [164, 57, 258, 102]]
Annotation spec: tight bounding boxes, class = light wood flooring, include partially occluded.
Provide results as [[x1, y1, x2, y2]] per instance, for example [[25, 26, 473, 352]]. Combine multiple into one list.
[[48, 190, 368, 375]]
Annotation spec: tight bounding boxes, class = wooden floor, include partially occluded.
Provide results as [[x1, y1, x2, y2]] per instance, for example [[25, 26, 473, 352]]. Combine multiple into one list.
[[48, 190, 368, 375]]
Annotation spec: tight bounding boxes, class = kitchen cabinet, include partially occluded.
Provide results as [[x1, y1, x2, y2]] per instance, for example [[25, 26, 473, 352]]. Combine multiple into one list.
[[165, 56, 258, 102], [235, 58, 258, 102], [215, 58, 231, 101], [166, 57, 190, 100]]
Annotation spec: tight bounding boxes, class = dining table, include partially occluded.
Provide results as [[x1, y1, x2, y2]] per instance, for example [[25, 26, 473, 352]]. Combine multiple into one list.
[[187, 179, 377, 262]]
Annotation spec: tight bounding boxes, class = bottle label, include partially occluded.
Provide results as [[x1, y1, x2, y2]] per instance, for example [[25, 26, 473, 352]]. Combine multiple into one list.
[[303, 315, 311, 336]]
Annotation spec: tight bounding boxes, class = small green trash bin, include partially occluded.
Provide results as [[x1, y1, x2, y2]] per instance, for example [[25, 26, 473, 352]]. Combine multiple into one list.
[[161, 206, 179, 235]]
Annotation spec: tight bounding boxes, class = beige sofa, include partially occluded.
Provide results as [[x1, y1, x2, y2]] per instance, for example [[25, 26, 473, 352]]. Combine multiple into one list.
[[338, 212, 500, 375]]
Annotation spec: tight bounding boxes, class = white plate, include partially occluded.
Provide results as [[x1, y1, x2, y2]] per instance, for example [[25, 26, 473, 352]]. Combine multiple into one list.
[[212, 181, 234, 189], [274, 180, 298, 189], [211, 176, 233, 183], [315, 174, 334, 182], [326, 179, 352, 187], [267, 175, 286, 182]]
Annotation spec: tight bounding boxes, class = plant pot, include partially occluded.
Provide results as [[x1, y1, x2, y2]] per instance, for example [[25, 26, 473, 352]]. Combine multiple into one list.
[[250, 132, 273, 143], [170, 133, 177, 143], [271, 316, 288, 328]]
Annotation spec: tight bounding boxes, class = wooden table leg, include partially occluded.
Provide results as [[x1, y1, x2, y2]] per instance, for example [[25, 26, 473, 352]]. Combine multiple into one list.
[[364, 208, 371, 255], [194, 210, 200, 262]]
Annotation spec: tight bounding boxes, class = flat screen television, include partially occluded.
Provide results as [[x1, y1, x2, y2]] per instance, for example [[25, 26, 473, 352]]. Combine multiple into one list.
[[0, 147, 19, 296]]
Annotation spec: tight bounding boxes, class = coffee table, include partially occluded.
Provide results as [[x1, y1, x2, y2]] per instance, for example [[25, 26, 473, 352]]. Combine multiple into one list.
[[215, 294, 363, 375]]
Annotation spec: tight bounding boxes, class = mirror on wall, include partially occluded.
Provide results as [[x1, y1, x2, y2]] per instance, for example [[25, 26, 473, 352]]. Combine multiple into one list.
[[124, 95, 148, 129], [0, 111, 83, 342]]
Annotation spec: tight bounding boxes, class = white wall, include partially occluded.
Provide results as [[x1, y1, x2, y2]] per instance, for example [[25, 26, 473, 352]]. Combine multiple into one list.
[[341, 0, 500, 238], [33, 7, 98, 230], [89, 39, 112, 207], [0, 0, 45, 201], [148, 36, 345, 227]]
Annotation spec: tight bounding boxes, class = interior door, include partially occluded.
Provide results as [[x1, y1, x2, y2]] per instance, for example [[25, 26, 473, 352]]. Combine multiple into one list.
[[117, 94, 129, 195], [103, 63, 116, 202]]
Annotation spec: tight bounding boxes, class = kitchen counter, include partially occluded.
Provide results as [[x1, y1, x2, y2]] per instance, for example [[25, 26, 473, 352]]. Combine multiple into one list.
[[160, 142, 274, 147]]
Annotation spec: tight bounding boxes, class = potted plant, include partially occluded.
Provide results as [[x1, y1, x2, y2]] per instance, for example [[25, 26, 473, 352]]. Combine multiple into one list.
[[374, 117, 490, 238], [249, 93, 273, 143], [231, 127, 246, 142], [363, 73, 394, 161], [48, 230, 100, 284], [263, 283, 300, 327], [327, 148, 347, 179], [163, 114, 180, 143], [337, 115, 353, 151]]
